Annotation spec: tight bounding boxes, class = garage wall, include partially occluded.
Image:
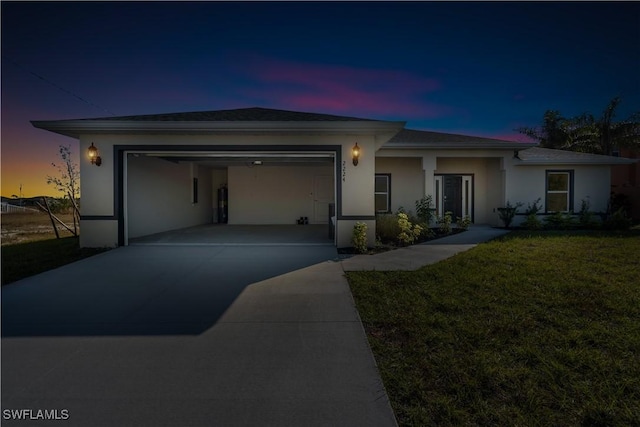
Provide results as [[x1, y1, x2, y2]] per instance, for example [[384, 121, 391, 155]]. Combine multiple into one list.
[[228, 165, 333, 224], [127, 156, 212, 238]]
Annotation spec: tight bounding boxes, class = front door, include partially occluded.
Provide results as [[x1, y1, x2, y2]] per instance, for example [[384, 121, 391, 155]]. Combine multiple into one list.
[[444, 175, 463, 218], [435, 174, 473, 220]]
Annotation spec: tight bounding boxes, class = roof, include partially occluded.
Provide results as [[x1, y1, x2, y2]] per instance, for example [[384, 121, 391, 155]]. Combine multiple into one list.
[[381, 128, 536, 150], [71, 107, 379, 122], [32, 107, 405, 138], [516, 147, 637, 165]]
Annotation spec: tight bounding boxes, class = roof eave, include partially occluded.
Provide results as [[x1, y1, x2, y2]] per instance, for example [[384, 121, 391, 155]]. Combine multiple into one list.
[[31, 119, 406, 139], [516, 159, 637, 166], [380, 142, 538, 150]]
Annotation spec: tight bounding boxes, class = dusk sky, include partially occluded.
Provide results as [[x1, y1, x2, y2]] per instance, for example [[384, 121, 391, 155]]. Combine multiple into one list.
[[2, 1, 639, 197]]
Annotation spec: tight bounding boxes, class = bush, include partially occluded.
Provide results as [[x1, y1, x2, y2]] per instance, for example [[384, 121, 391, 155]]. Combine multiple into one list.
[[397, 213, 422, 246], [352, 222, 368, 254], [604, 208, 632, 230], [497, 201, 522, 228], [523, 213, 543, 230], [415, 195, 436, 225], [524, 198, 542, 216], [456, 215, 471, 230], [544, 211, 577, 230], [376, 214, 401, 243], [578, 198, 599, 228], [438, 211, 453, 234]]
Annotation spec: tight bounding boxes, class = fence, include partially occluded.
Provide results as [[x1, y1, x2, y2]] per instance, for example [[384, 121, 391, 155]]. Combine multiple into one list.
[[0, 202, 40, 214]]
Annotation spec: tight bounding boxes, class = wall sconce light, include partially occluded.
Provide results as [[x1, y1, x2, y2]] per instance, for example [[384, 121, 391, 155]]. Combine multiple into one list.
[[88, 143, 102, 166], [352, 142, 360, 166]]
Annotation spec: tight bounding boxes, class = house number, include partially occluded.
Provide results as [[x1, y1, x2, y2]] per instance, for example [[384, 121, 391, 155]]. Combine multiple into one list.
[[342, 160, 346, 182]]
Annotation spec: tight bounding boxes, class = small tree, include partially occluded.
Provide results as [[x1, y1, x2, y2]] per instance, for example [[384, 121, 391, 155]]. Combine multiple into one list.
[[47, 144, 80, 205], [47, 144, 81, 235]]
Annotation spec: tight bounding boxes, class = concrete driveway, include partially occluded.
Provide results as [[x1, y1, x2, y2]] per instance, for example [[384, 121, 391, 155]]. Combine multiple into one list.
[[1, 244, 397, 426]]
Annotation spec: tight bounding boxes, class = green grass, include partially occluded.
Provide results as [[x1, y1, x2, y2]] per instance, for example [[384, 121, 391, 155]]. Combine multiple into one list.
[[1, 237, 109, 285], [348, 230, 640, 426]]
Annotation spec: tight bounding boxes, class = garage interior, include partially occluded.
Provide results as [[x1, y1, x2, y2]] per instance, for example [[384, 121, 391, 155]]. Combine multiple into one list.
[[124, 151, 336, 245]]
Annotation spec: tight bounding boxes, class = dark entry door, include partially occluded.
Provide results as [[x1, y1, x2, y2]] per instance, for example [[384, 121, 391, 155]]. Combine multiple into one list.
[[443, 175, 462, 218]]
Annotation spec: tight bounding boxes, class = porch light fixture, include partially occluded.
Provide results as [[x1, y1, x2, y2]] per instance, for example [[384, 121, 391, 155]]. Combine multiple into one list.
[[88, 143, 102, 166], [352, 142, 360, 166]]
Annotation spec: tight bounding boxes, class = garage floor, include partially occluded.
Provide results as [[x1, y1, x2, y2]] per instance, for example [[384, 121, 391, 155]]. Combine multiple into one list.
[[129, 224, 333, 245]]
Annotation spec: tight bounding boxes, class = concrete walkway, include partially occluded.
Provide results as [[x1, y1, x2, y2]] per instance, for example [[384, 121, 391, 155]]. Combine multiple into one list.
[[342, 225, 509, 271]]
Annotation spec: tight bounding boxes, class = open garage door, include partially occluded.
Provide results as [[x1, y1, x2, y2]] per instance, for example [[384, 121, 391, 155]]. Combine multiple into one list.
[[123, 150, 336, 246]]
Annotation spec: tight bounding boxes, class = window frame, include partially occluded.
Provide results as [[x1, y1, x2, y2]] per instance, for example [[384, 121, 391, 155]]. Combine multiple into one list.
[[545, 170, 574, 213], [374, 173, 391, 213]]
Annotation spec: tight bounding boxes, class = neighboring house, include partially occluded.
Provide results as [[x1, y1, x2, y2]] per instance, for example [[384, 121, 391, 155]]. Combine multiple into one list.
[[611, 147, 640, 220], [32, 107, 636, 248]]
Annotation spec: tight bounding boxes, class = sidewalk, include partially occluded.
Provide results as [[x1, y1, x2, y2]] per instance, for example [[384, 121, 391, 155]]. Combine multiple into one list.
[[342, 225, 509, 271]]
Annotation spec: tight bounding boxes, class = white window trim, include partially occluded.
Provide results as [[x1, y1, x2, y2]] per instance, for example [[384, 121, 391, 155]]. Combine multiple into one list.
[[546, 171, 572, 213], [375, 174, 391, 213]]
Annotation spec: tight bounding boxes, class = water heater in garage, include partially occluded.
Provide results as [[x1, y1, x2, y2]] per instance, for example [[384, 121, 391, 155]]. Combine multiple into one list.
[[218, 186, 228, 223]]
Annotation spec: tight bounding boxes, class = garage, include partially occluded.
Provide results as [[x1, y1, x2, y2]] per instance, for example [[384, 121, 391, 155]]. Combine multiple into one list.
[[124, 150, 336, 245]]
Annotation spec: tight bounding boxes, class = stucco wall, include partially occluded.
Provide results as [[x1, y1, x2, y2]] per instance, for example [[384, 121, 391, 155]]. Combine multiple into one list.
[[79, 220, 118, 248], [505, 163, 612, 226], [374, 157, 424, 214], [227, 165, 333, 224], [435, 157, 502, 224], [126, 156, 213, 239]]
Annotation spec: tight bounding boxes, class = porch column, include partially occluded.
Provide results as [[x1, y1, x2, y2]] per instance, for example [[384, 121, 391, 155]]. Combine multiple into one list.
[[422, 156, 437, 198]]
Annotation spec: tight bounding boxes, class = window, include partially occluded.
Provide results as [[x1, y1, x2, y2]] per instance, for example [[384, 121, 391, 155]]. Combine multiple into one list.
[[546, 171, 573, 212], [374, 174, 391, 213]]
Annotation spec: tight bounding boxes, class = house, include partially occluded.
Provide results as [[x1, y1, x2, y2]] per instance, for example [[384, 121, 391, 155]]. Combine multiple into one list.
[[32, 107, 636, 248], [611, 147, 640, 220]]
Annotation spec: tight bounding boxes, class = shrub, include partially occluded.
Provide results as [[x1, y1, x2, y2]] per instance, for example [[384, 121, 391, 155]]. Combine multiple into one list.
[[524, 198, 542, 215], [544, 211, 577, 230], [352, 222, 368, 254], [376, 214, 400, 243], [578, 198, 598, 228], [521, 198, 543, 229], [523, 213, 543, 230], [456, 215, 472, 230], [604, 207, 632, 230], [397, 213, 422, 246], [415, 195, 436, 225], [497, 201, 522, 228], [438, 211, 453, 234]]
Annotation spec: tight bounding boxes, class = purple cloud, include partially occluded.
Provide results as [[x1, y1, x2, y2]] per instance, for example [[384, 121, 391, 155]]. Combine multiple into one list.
[[234, 56, 452, 119]]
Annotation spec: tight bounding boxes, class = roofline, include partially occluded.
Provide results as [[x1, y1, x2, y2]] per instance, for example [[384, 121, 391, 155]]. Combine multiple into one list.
[[380, 141, 538, 150], [515, 158, 637, 166], [31, 119, 406, 139]]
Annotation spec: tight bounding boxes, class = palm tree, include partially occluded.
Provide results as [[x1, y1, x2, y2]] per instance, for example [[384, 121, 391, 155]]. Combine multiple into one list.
[[518, 97, 640, 155]]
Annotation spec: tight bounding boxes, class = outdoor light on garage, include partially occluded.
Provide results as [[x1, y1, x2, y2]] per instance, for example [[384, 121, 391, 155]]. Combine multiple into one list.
[[352, 143, 360, 166], [88, 143, 102, 166]]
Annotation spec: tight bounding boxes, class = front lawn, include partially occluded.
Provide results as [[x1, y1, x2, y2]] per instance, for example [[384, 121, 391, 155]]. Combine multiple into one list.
[[2, 237, 109, 285], [347, 230, 640, 426]]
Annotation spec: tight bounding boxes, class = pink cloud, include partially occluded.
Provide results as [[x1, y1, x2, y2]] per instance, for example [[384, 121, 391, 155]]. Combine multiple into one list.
[[234, 56, 451, 119]]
